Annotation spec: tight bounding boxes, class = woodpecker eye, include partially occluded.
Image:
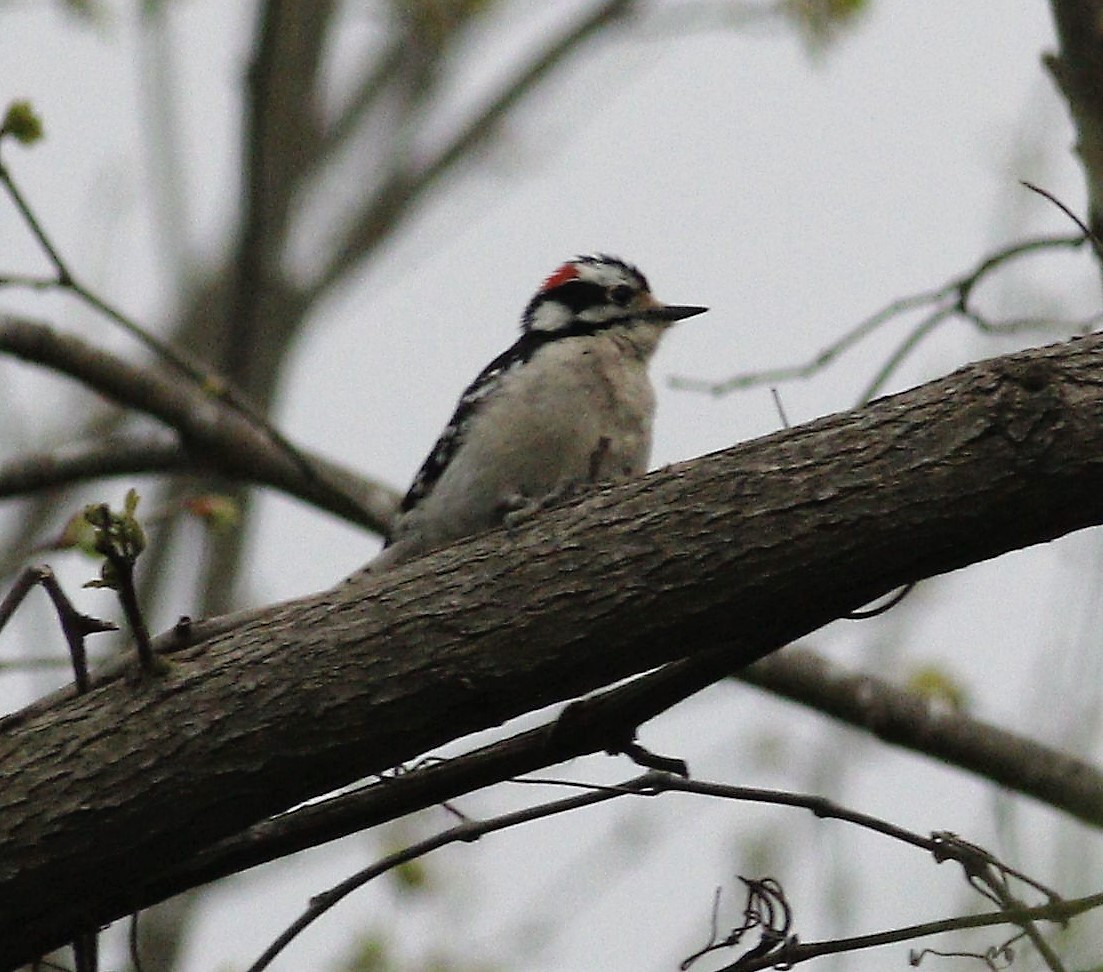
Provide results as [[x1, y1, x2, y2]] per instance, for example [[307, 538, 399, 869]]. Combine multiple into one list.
[[608, 284, 634, 306]]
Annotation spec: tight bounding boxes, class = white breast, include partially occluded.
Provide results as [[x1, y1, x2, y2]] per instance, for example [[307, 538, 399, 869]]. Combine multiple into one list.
[[390, 328, 660, 557]]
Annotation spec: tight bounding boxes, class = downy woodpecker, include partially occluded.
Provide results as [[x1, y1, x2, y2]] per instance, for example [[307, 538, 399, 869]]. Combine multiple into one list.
[[370, 254, 707, 571]]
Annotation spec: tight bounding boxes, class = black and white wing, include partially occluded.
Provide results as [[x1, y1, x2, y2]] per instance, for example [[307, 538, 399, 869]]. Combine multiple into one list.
[[390, 332, 543, 531]]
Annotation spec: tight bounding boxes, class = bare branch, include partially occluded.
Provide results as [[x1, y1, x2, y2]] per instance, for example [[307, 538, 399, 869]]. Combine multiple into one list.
[[319, 37, 406, 158], [0, 155, 222, 390], [0, 434, 187, 497], [0, 145, 374, 526], [247, 772, 663, 971], [0, 315, 399, 533], [670, 234, 1087, 397], [310, 0, 637, 298], [1022, 179, 1103, 263], [228, 0, 333, 382], [740, 646, 1103, 827], [249, 770, 1090, 971], [720, 891, 1103, 972], [0, 566, 115, 692]]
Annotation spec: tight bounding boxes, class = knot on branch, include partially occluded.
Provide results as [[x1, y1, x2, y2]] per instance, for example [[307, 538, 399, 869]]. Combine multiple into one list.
[[977, 356, 1070, 466]]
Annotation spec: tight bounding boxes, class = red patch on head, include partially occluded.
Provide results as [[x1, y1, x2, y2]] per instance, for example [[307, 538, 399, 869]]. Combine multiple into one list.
[[539, 262, 580, 292]]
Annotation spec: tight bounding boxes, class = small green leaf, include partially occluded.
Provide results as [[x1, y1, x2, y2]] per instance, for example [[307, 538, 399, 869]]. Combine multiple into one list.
[[57, 510, 101, 556], [121, 488, 147, 556], [1, 101, 44, 145], [81, 491, 146, 588]]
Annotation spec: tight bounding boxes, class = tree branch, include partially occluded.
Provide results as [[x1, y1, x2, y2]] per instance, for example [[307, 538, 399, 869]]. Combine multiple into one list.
[[310, 0, 636, 298], [0, 314, 398, 532], [248, 771, 1083, 972], [109, 640, 1103, 932], [669, 233, 1087, 397], [1047, 0, 1103, 247], [228, 0, 332, 386], [5, 331, 1103, 965], [739, 647, 1103, 826], [0, 433, 187, 497]]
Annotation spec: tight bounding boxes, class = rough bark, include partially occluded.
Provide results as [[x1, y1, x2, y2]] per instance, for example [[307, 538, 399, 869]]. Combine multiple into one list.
[[4, 332, 1103, 966]]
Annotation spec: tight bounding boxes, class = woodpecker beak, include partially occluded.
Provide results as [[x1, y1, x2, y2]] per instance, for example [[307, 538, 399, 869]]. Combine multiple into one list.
[[649, 303, 708, 323]]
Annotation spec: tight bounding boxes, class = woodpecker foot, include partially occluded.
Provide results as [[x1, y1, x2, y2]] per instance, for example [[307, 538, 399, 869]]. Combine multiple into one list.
[[500, 481, 590, 530]]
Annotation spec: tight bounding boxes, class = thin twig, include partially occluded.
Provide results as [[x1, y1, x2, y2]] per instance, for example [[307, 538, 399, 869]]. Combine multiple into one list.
[[844, 583, 914, 619], [715, 892, 1103, 972], [37, 569, 115, 692], [0, 272, 57, 289], [319, 38, 406, 157], [617, 739, 688, 776], [670, 233, 1087, 396], [769, 387, 790, 429], [1021, 180, 1103, 263], [0, 565, 115, 692], [0, 434, 188, 498], [932, 832, 1065, 972], [658, 775, 1077, 971], [250, 770, 1090, 972], [671, 288, 943, 395], [856, 305, 953, 404], [245, 772, 666, 971], [0, 156, 72, 282], [0, 565, 41, 632], [682, 877, 792, 969]]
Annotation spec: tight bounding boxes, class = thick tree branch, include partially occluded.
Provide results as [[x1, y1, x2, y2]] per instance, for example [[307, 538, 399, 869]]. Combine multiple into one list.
[[5, 332, 1103, 965], [105, 641, 1103, 923], [0, 314, 397, 532]]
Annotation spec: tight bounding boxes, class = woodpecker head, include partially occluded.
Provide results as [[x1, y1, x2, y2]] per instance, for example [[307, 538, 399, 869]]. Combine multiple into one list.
[[521, 255, 707, 342]]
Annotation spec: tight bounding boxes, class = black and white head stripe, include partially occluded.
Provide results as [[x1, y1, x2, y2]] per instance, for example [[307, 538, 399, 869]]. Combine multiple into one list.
[[522, 255, 650, 334]]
